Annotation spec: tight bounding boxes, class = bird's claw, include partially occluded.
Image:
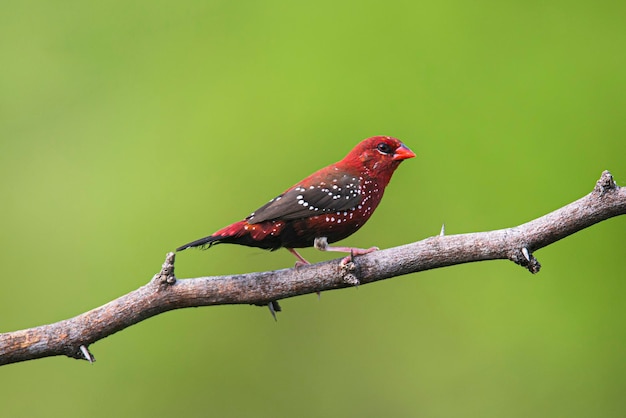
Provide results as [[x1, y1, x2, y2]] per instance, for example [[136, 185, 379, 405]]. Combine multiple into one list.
[[359, 246, 379, 255], [339, 246, 378, 267], [340, 257, 355, 269]]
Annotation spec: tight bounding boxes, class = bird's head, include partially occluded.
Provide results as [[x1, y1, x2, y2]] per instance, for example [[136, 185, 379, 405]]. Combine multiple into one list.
[[340, 136, 415, 178]]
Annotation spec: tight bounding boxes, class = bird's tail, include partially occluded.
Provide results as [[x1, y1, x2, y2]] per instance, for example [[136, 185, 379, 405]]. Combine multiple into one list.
[[177, 221, 250, 251], [176, 220, 283, 252], [176, 235, 220, 252]]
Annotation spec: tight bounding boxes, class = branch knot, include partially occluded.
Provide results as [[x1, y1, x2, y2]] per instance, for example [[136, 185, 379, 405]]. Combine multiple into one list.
[[594, 170, 618, 196], [152, 252, 177, 287], [510, 247, 541, 274]]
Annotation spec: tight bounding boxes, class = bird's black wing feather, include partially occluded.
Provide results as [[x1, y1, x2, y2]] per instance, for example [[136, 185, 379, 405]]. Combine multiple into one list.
[[247, 174, 362, 224]]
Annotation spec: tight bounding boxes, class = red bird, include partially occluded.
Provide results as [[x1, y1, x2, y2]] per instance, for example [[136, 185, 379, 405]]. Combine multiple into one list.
[[177, 136, 415, 267]]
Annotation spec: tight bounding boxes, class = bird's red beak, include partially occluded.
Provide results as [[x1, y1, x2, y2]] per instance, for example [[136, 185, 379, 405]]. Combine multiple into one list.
[[392, 144, 416, 161]]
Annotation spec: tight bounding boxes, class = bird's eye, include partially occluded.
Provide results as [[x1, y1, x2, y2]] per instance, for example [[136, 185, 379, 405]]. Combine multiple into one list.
[[376, 143, 393, 155]]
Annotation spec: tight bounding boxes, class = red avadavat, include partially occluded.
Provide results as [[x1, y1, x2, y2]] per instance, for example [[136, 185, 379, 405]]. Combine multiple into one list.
[[177, 136, 415, 268]]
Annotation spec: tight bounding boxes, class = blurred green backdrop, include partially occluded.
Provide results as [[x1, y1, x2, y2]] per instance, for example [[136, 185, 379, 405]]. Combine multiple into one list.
[[1, 1, 625, 417]]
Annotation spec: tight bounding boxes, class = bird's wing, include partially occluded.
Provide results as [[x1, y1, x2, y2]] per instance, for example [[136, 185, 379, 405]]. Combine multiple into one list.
[[247, 173, 362, 224]]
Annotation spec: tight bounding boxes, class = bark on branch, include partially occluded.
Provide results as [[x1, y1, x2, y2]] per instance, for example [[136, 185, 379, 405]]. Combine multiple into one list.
[[1, 171, 624, 366]]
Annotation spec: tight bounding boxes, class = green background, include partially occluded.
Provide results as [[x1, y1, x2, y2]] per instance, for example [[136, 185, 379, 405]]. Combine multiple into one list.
[[1, 1, 625, 417]]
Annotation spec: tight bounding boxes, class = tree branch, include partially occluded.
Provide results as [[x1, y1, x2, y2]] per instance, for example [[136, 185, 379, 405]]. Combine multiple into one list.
[[1, 171, 624, 366]]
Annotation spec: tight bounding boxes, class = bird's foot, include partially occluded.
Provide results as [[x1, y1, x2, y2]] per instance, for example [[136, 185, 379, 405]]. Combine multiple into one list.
[[287, 248, 310, 266], [314, 237, 378, 265], [338, 247, 379, 267]]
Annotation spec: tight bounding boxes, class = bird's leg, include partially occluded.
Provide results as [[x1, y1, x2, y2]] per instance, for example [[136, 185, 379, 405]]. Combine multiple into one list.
[[314, 237, 379, 267], [287, 248, 310, 267]]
